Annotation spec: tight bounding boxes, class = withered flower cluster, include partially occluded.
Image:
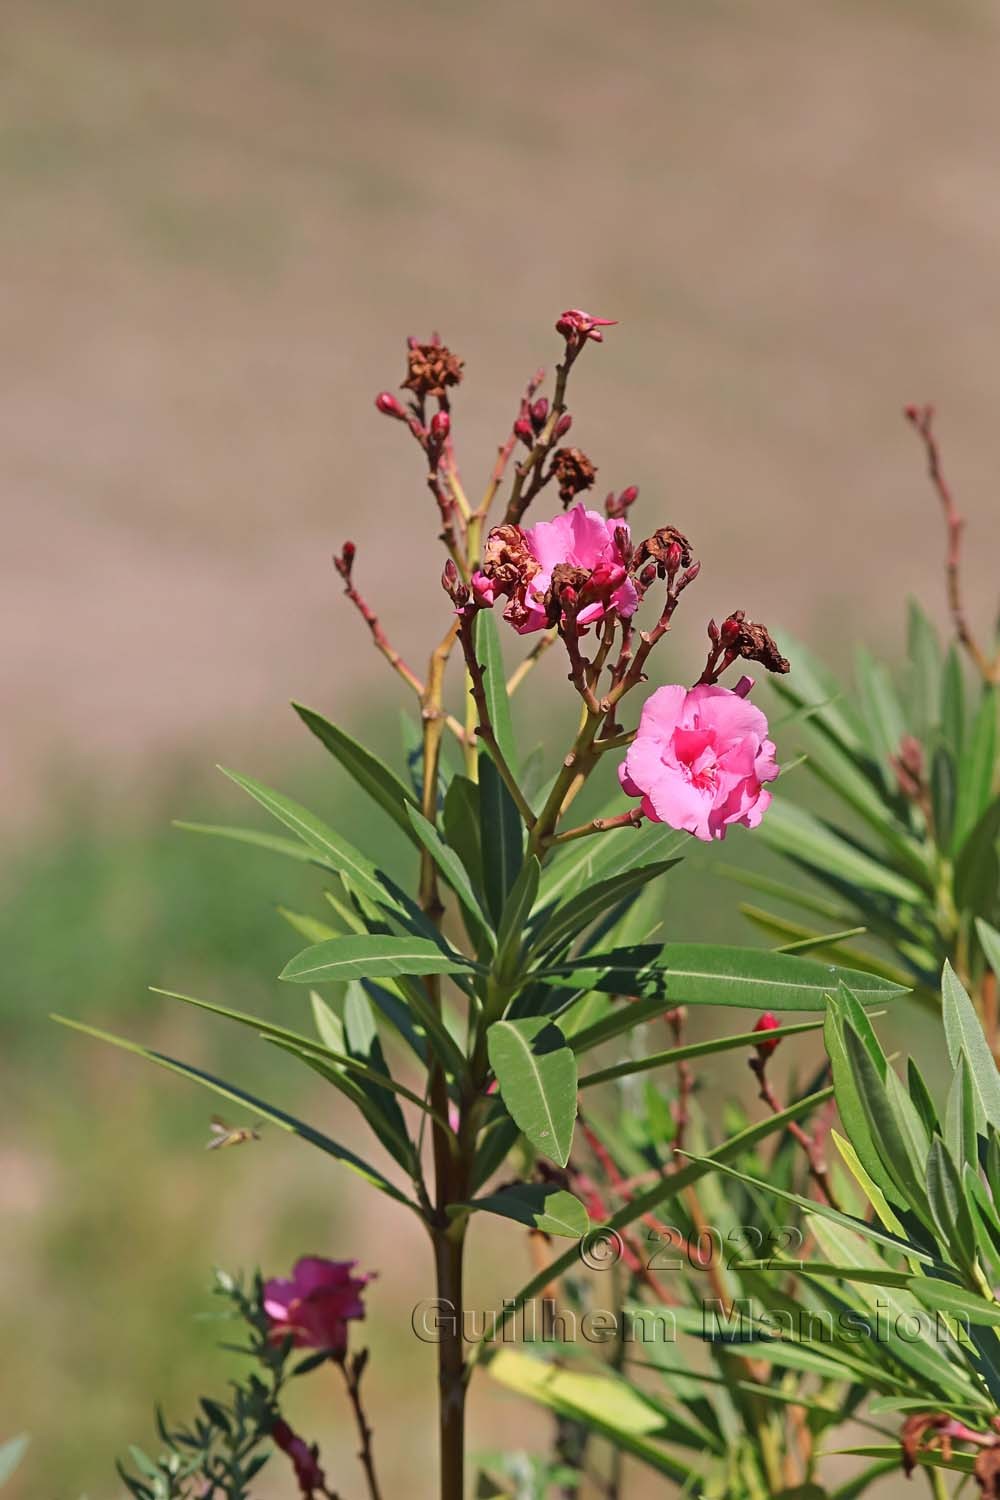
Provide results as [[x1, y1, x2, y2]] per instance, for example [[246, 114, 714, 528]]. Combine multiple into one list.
[[346, 308, 789, 849]]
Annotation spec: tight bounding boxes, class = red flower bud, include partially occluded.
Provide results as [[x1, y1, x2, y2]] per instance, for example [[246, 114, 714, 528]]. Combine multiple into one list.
[[720, 613, 742, 648], [430, 409, 451, 440], [665, 541, 683, 574], [530, 397, 549, 431], [514, 416, 534, 446], [375, 391, 406, 419], [553, 412, 573, 439], [638, 562, 657, 590], [707, 618, 720, 645], [752, 1012, 781, 1058]]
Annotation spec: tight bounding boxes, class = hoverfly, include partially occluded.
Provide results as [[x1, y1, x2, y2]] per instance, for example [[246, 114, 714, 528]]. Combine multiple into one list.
[[205, 1115, 263, 1150]]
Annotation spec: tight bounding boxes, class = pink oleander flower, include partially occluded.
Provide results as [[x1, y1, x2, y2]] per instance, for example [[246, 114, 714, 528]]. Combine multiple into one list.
[[555, 309, 617, 344], [264, 1256, 374, 1356], [618, 683, 779, 841], [471, 504, 638, 635]]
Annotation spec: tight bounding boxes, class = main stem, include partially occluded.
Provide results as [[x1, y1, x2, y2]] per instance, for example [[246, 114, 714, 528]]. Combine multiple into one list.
[[433, 1223, 468, 1500], [418, 621, 470, 1500]]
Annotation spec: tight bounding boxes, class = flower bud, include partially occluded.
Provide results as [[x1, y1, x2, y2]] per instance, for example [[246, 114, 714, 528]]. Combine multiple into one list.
[[752, 1012, 781, 1058], [554, 412, 573, 439], [665, 541, 683, 574], [720, 613, 742, 648], [374, 391, 406, 419], [707, 618, 720, 646], [514, 416, 534, 446], [530, 397, 549, 432], [638, 562, 657, 590], [430, 409, 451, 441]]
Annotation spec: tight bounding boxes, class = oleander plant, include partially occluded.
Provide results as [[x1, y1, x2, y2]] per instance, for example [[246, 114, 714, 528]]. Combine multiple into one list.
[[57, 314, 1000, 1500]]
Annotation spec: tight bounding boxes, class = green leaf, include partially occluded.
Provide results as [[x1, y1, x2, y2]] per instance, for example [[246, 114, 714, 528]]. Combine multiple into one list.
[[945, 1052, 979, 1170], [756, 798, 924, 904], [941, 646, 965, 757], [531, 860, 681, 963], [461, 1183, 588, 1238], [443, 775, 484, 896], [277, 906, 338, 944], [280, 934, 475, 985], [174, 820, 334, 868], [474, 609, 519, 774], [486, 1351, 697, 1486], [469, 1086, 839, 1367], [825, 1004, 901, 1205], [770, 633, 866, 753], [954, 687, 997, 851], [219, 768, 402, 914], [479, 752, 524, 926], [487, 1017, 577, 1167], [842, 1026, 931, 1221], [930, 744, 957, 852], [829, 1129, 905, 1235], [926, 1136, 977, 1274], [540, 942, 906, 1010], [942, 960, 1000, 1130], [977, 917, 1000, 975], [310, 992, 344, 1051], [537, 822, 685, 910], [907, 599, 942, 737], [494, 857, 540, 978], [53, 1015, 417, 1207], [406, 806, 495, 951], [292, 703, 419, 841], [909, 1277, 1000, 1327], [954, 794, 1000, 918], [342, 981, 414, 1164], [578, 1016, 826, 1088], [854, 645, 905, 789]]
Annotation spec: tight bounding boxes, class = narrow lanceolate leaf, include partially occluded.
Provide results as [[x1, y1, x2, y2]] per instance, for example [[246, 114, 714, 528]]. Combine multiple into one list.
[[292, 703, 419, 842], [538, 942, 906, 1010], [842, 1025, 931, 1223], [479, 751, 524, 925], [494, 857, 540, 977], [926, 1136, 977, 1274], [487, 1017, 577, 1167], [954, 795, 1000, 918], [942, 960, 1000, 1130], [474, 609, 519, 774], [531, 860, 681, 963], [755, 798, 924, 904], [577, 1017, 826, 1087], [406, 806, 494, 951], [53, 1016, 416, 1207], [280, 934, 476, 985], [174, 820, 333, 867], [954, 687, 997, 851], [219, 768, 403, 913], [537, 822, 685, 910], [486, 1351, 696, 1486], [468, 1086, 837, 1366], [459, 1183, 589, 1238], [978, 918, 1000, 977]]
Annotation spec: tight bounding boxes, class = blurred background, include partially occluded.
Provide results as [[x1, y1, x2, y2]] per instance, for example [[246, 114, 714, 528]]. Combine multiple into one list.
[[4, 0, 1000, 1494]]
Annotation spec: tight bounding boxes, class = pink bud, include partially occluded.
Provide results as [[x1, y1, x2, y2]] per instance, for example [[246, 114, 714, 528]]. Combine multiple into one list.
[[707, 618, 720, 645], [342, 541, 356, 564], [430, 410, 451, 440], [530, 397, 549, 431], [514, 416, 534, 446], [665, 541, 683, 574], [553, 412, 573, 439], [752, 1013, 781, 1058], [619, 485, 639, 507], [375, 391, 406, 419]]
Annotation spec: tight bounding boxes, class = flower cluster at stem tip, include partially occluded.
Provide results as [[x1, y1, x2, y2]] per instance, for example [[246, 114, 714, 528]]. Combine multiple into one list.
[[364, 308, 791, 843]]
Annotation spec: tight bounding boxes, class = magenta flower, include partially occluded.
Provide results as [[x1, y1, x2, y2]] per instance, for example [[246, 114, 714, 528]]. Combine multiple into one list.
[[618, 683, 779, 841], [472, 504, 638, 635], [264, 1256, 374, 1356], [555, 309, 617, 344]]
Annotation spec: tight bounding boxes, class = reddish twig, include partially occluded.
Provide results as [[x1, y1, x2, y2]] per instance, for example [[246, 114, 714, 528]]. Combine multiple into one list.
[[749, 1055, 841, 1212], [904, 404, 995, 682], [339, 1350, 383, 1500], [546, 808, 644, 848]]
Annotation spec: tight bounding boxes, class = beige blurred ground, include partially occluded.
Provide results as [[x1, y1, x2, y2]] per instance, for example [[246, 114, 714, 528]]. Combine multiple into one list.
[[5, 0, 1000, 823], [4, 0, 1000, 1495]]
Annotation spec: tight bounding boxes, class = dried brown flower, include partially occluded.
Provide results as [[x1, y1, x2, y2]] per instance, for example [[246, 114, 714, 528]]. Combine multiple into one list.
[[634, 526, 694, 576], [552, 447, 597, 507], [402, 336, 464, 400], [721, 611, 790, 675]]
